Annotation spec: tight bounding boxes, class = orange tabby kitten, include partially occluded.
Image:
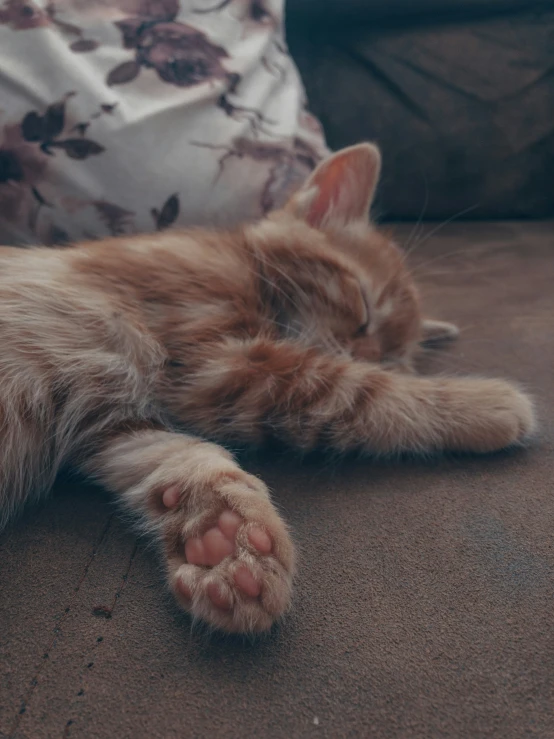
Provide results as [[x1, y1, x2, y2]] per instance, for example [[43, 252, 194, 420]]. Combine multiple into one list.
[[0, 144, 534, 633]]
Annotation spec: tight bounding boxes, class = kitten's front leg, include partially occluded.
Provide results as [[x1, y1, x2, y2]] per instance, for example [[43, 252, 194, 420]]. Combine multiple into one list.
[[83, 429, 295, 633], [174, 339, 535, 455]]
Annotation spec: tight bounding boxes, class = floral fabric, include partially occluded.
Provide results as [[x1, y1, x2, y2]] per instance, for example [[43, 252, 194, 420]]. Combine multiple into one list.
[[0, 0, 329, 244]]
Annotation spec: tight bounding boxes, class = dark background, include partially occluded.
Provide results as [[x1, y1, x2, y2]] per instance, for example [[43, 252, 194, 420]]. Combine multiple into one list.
[[288, 0, 554, 219]]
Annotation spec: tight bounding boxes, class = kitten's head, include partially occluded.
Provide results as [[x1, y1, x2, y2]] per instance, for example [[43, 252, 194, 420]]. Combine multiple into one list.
[[247, 143, 458, 368]]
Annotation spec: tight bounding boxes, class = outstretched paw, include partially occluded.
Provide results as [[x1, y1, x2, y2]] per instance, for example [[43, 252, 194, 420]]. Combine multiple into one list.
[[440, 378, 536, 453], [161, 479, 294, 633]]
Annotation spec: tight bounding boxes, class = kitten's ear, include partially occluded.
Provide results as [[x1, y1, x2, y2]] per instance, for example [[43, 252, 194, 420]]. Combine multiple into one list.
[[285, 143, 381, 229], [421, 319, 460, 344]]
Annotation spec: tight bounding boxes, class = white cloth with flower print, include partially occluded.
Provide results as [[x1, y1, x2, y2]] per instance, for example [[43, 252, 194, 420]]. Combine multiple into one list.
[[0, 0, 329, 244]]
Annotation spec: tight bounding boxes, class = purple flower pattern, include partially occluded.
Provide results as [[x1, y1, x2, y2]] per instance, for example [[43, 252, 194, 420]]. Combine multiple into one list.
[[0, 0, 329, 244]]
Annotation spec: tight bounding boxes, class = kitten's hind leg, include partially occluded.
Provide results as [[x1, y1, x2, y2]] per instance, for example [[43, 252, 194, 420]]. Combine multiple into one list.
[[83, 429, 295, 634]]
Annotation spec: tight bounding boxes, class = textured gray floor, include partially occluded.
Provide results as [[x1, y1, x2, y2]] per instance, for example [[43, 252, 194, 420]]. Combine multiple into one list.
[[1, 221, 553, 738]]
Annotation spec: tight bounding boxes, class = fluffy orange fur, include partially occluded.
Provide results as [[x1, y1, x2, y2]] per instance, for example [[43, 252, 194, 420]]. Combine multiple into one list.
[[0, 144, 535, 633]]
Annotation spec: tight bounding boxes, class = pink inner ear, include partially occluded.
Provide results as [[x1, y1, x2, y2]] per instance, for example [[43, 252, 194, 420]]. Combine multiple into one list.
[[306, 148, 376, 228]]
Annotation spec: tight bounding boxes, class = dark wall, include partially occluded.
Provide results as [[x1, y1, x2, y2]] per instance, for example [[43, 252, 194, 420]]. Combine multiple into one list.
[[288, 5, 554, 219]]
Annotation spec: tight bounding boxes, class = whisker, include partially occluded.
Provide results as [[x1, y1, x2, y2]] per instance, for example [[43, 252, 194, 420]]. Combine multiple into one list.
[[401, 202, 481, 251], [399, 202, 481, 277], [408, 247, 476, 279], [402, 173, 430, 260]]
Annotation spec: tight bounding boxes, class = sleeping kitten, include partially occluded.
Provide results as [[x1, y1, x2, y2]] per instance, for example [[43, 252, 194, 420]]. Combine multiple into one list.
[[0, 144, 534, 633]]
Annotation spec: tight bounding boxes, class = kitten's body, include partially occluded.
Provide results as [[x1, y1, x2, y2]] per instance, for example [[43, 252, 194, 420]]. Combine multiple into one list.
[[0, 145, 535, 633]]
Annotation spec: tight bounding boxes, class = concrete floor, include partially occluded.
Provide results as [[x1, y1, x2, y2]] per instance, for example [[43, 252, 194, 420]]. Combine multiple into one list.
[[1, 221, 553, 738]]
